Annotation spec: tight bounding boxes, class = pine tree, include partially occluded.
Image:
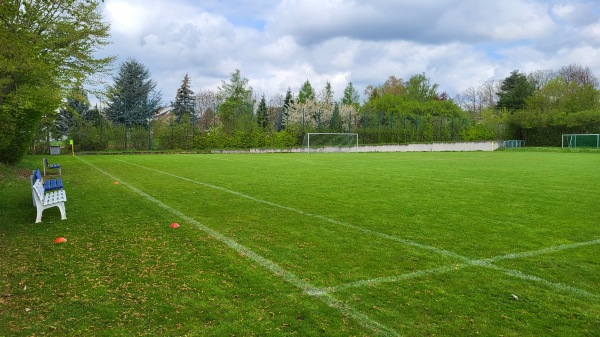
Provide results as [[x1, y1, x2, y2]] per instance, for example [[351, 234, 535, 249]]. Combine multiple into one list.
[[496, 70, 535, 112], [256, 94, 269, 129], [280, 88, 294, 131], [341, 82, 360, 109], [173, 74, 195, 123], [105, 58, 162, 128], [217, 69, 254, 133], [297, 80, 315, 104], [330, 102, 342, 132]]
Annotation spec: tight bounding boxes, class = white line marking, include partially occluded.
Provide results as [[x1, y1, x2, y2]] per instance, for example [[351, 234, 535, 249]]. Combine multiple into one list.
[[115, 159, 600, 299], [78, 157, 399, 336], [330, 260, 600, 299], [328, 266, 455, 293], [482, 239, 600, 263]]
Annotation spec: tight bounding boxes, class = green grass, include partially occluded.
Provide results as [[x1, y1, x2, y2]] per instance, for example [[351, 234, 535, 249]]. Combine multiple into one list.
[[1, 151, 599, 336]]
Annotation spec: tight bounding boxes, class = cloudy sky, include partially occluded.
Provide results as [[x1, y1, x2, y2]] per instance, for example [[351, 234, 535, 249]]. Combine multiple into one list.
[[96, 0, 600, 104]]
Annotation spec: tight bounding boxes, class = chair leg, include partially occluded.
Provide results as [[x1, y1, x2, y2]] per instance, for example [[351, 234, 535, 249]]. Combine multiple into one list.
[[36, 207, 44, 223], [58, 203, 67, 220]]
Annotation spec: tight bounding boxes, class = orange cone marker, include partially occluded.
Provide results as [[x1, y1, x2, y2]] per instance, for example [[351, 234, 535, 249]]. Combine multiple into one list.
[[54, 237, 67, 244], [170, 223, 180, 228]]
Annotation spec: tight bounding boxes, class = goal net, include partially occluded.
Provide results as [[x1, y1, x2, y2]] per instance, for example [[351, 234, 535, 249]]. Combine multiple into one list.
[[302, 133, 359, 153], [562, 134, 600, 148]]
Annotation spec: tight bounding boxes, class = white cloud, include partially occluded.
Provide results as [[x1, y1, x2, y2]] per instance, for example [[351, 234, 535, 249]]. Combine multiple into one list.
[[93, 0, 600, 105]]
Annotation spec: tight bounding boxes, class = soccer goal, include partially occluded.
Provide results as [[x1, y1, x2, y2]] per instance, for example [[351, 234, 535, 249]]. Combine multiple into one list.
[[562, 134, 600, 148], [302, 133, 359, 153]]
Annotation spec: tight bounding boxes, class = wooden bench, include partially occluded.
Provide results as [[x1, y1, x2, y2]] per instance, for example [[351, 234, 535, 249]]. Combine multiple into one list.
[[43, 157, 61, 176], [30, 174, 67, 223], [33, 169, 63, 191]]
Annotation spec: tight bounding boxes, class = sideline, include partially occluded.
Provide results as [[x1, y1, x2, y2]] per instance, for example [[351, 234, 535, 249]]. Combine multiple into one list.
[[77, 156, 399, 336]]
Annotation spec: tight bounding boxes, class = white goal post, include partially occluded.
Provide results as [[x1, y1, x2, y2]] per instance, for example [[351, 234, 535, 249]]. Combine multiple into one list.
[[562, 134, 600, 148], [302, 133, 359, 153]]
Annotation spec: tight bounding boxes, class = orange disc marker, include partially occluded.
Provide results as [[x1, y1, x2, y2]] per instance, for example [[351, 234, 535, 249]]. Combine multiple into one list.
[[54, 237, 67, 243], [170, 223, 180, 228]]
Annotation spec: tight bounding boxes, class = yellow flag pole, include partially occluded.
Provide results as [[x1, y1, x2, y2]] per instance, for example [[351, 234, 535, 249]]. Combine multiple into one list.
[[70, 139, 74, 156]]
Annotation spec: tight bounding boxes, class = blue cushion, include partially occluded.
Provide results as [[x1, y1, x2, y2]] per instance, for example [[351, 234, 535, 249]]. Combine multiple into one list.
[[43, 178, 63, 191]]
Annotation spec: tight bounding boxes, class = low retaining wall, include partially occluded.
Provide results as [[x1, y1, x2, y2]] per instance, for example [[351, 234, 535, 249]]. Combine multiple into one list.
[[357, 141, 501, 153], [212, 141, 502, 154]]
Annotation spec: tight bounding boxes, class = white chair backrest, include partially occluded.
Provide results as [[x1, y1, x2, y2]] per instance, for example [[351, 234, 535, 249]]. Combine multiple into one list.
[[33, 180, 45, 201]]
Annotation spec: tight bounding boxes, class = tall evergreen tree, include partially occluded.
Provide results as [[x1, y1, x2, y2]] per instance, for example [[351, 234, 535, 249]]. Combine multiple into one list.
[[496, 70, 536, 112], [330, 102, 342, 132], [280, 88, 294, 131], [297, 80, 315, 104], [218, 69, 253, 103], [105, 58, 162, 128], [173, 74, 195, 123], [341, 82, 360, 109], [217, 69, 253, 133], [322, 81, 334, 106], [256, 94, 269, 129]]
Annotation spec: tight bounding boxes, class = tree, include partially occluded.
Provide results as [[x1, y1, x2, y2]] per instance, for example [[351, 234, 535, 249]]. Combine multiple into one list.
[[330, 103, 342, 132], [316, 81, 335, 128], [321, 81, 334, 107], [105, 59, 162, 128], [195, 90, 219, 130], [217, 69, 253, 133], [527, 69, 556, 90], [0, 0, 113, 164], [279, 88, 294, 131], [381, 76, 405, 96], [297, 80, 315, 104], [405, 73, 439, 102], [496, 70, 536, 112], [256, 94, 269, 129], [173, 74, 195, 123], [341, 82, 360, 109], [218, 69, 253, 103], [56, 86, 90, 138], [558, 64, 598, 87]]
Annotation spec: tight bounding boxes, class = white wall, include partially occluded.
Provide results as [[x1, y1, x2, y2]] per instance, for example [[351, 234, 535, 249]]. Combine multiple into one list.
[[212, 141, 502, 154]]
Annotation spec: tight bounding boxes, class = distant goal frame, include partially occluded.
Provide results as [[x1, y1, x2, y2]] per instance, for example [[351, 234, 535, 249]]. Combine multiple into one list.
[[303, 133, 359, 153], [561, 134, 600, 149]]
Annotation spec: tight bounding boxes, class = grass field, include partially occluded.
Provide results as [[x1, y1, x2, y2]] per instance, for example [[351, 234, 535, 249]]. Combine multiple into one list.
[[1, 151, 599, 336]]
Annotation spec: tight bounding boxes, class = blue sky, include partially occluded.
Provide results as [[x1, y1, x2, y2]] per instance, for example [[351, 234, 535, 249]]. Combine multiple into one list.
[[96, 0, 600, 104]]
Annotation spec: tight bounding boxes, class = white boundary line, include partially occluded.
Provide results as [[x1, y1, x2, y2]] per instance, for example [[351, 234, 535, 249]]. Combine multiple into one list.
[[78, 157, 399, 337], [115, 159, 600, 300], [330, 257, 600, 299], [482, 239, 600, 263], [331, 239, 600, 295]]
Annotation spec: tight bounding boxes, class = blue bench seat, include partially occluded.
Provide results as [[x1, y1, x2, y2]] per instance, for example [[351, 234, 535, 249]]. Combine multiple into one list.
[[33, 169, 63, 191]]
